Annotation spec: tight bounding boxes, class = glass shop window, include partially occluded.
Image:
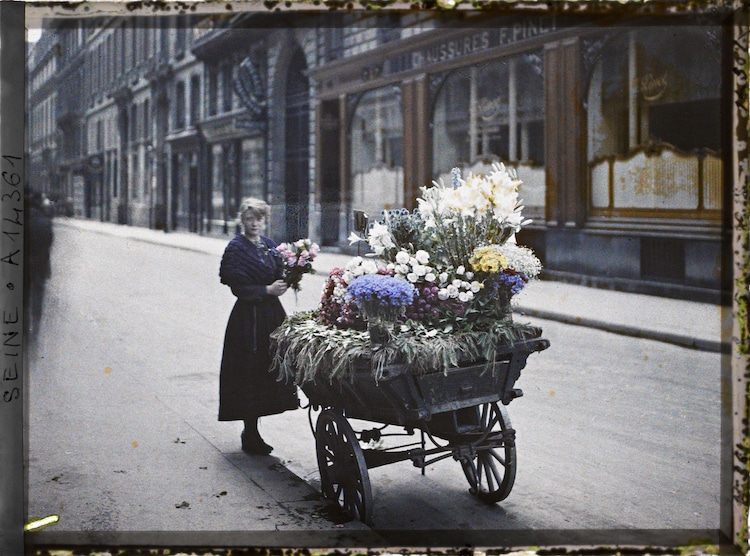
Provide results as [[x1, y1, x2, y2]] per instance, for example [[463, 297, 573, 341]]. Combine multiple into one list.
[[587, 27, 722, 215], [350, 85, 404, 217], [432, 51, 546, 219]]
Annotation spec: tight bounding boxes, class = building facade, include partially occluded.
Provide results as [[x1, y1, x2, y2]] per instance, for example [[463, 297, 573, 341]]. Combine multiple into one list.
[[26, 10, 733, 302]]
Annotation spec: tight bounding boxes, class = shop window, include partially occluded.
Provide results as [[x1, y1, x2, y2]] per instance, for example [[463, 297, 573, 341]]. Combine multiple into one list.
[[432, 51, 546, 219], [587, 28, 722, 217], [350, 85, 404, 217]]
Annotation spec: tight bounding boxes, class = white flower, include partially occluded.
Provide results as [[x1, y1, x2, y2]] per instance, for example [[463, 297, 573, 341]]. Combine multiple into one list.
[[345, 256, 363, 271], [458, 292, 470, 303], [347, 231, 363, 245], [446, 285, 459, 297], [362, 260, 379, 275], [470, 281, 482, 293], [367, 222, 395, 256], [415, 250, 430, 265], [413, 265, 427, 277], [407, 272, 419, 283], [425, 272, 437, 283], [452, 279, 462, 288], [465, 271, 474, 280], [395, 250, 410, 265], [439, 272, 449, 284], [456, 265, 465, 275], [397, 264, 410, 275], [438, 288, 449, 301]]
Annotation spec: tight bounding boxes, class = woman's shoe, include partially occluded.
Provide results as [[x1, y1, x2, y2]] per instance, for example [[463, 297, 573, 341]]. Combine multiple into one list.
[[241, 431, 273, 455]]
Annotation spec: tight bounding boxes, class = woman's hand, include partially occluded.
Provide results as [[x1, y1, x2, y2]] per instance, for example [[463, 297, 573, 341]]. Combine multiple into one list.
[[266, 280, 289, 297]]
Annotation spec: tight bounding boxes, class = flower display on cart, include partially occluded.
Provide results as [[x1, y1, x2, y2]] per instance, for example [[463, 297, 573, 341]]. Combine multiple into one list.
[[271, 162, 543, 383], [276, 238, 320, 293]]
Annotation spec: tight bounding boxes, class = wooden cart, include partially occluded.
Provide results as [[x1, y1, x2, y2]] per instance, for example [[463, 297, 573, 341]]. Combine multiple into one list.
[[300, 333, 550, 525]]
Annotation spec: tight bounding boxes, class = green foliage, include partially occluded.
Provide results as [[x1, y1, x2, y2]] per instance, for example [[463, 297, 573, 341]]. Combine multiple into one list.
[[270, 311, 542, 384]]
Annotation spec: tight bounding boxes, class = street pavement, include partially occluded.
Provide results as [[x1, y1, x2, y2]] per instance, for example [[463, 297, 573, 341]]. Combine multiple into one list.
[[25, 217, 728, 549]]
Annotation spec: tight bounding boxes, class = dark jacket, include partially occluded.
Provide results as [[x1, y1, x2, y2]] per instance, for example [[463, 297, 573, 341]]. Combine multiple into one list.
[[218, 234, 298, 421]]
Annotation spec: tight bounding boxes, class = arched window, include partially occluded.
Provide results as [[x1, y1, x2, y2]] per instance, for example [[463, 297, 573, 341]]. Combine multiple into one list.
[[432, 51, 546, 218], [349, 85, 404, 217], [586, 27, 722, 216]]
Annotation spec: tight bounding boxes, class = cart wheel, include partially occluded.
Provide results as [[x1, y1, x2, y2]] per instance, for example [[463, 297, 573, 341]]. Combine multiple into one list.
[[459, 402, 517, 504], [315, 409, 373, 525]]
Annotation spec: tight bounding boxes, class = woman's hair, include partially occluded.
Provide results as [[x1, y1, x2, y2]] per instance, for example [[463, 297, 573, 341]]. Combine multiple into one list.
[[237, 197, 270, 220]]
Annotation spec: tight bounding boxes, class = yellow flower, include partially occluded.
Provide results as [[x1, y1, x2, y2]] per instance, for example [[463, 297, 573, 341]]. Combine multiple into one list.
[[469, 246, 509, 274]]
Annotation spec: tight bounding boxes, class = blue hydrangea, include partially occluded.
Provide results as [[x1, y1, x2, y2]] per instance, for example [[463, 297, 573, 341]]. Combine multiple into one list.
[[492, 272, 528, 295], [347, 274, 416, 307]]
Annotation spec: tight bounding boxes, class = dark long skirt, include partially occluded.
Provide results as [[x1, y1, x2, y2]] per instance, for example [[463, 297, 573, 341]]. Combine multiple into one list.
[[219, 296, 298, 420]]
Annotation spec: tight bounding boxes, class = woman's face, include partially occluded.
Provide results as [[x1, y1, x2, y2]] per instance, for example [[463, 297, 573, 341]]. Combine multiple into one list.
[[241, 211, 266, 239]]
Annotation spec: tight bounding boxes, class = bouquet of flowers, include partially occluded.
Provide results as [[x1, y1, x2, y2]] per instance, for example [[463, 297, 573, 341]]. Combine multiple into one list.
[[276, 238, 320, 293]]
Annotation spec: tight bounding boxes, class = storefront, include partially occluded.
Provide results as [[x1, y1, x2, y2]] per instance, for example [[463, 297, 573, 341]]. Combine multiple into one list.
[[309, 13, 730, 301]]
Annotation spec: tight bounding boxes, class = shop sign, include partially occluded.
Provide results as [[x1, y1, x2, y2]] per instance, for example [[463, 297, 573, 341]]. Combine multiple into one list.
[[386, 16, 558, 76]]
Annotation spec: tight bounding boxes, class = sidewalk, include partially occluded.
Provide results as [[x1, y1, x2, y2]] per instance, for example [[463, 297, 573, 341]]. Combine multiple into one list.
[[57, 217, 728, 353]]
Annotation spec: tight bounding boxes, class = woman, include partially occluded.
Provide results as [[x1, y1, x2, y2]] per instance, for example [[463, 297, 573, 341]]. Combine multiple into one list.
[[218, 197, 298, 455]]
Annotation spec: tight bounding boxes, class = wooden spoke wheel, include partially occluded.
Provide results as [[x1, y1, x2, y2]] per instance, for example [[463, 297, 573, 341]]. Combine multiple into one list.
[[458, 402, 517, 504], [315, 409, 373, 525]]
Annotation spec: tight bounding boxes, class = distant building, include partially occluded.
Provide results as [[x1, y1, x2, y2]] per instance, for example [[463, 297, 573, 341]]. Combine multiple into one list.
[[27, 25, 58, 202], [26, 10, 733, 302]]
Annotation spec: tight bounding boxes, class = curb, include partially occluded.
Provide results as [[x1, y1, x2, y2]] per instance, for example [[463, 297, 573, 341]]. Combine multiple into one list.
[[515, 307, 728, 354]]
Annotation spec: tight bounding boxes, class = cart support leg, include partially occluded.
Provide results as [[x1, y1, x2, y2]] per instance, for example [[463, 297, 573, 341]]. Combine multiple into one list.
[[421, 430, 426, 476]]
